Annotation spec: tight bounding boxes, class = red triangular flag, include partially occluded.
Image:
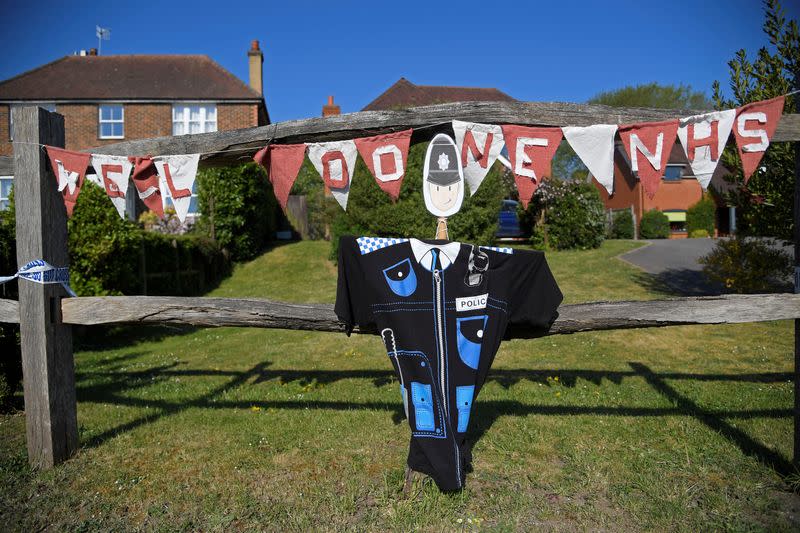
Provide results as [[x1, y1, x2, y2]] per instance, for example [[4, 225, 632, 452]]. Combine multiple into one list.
[[500, 125, 562, 208], [732, 95, 785, 182], [128, 156, 164, 218], [353, 129, 412, 201], [254, 144, 306, 211], [618, 120, 679, 199], [45, 146, 91, 217]]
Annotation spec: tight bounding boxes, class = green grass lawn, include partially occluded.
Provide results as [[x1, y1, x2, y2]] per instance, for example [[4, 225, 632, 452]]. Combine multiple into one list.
[[1, 239, 798, 531]]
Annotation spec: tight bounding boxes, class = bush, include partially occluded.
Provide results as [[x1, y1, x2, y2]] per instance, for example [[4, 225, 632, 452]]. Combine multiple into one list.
[[292, 159, 340, 240], [0, 194, 20, 410], [329, 142, 509, 258], [140, 231, 229, 296], [519, 178, 606, 250], [686, 194, 715, 236], [699, 237, 792, 293], [639, 209, 670, 239], [690, 229, 710, 238], [195, 163, 278, 262], [610, 210, 634, 239]]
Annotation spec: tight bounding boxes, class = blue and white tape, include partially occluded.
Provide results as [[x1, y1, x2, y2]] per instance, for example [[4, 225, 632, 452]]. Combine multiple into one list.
[[0, 259, 76, 297]]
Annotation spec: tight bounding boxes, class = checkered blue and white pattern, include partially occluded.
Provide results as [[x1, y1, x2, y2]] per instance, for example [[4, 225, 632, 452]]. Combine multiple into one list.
[[480, 246, 513, 255], [357, 237, 409, 255]]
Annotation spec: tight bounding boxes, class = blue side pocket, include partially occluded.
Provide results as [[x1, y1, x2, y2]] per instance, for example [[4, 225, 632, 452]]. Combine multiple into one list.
[[456, 316, 488, 370], [456, 385, 474, 433], [410, 381, 435, 431]]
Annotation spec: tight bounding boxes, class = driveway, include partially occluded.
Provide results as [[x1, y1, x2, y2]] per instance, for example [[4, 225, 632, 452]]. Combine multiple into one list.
[[619, 238, 721, 296]]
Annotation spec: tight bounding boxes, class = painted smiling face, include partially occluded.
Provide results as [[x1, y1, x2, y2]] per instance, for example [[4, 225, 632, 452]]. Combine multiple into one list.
[[423, 134, 464, 218]]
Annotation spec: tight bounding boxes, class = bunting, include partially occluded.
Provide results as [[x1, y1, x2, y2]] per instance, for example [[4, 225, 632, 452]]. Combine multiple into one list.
[[451, 120, 505, 196], [307, 140, 358, 211], [732, 95, 785, 182], [562, 124, 618, 195], [153, 154, 200, 223], [45, 146, 91, 217], [677, 109, 736, 190], [500, 125, 562, 208], [354, 129, 412, 201], [254, 143, 307, 212], [90, 154, 133, 219], [618, 120, 679, 199], [129, 156, 164, 218]]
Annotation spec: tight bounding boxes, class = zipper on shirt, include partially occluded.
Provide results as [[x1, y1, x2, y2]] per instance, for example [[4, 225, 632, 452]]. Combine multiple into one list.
[[433, 267, 447, 418]]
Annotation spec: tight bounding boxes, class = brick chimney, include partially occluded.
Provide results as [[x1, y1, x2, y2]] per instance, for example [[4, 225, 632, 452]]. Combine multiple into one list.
[[322, 96, 341, 117], [88, 48, 98, 56], [248, 40, 263, 96]]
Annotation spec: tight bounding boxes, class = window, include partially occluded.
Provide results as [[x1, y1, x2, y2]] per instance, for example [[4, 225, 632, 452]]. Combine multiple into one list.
[[0, 176, 12, 211], [98, 105, 124, 139], [172, 104, 217, 135], [663, 165, 684, 181], [163, 181, 199, 217], [9, 103, 56, 140]]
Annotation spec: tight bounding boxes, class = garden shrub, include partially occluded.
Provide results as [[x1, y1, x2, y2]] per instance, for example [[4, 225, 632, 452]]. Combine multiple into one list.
[[0, 195, 20, 410], [699, 236, 792, 293], [195, 163, 278, 262], [329, 142, 509, 259], [690, 229, 710, 238], [519, 178, 605, 250], [140, 231, 229, 296], [686, 194, 715, 236], [639, 209, 670, 239], [610, 210, 634, 239]]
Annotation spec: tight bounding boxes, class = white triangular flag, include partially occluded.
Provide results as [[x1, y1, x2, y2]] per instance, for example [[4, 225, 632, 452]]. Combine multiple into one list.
[[562, 124, 618, 195], [677, 109, 735, 189], [153, 154, 200, 223], [90, 154, 134, 218], [451, 120, 505, 195], [307, 140, 358, 210]]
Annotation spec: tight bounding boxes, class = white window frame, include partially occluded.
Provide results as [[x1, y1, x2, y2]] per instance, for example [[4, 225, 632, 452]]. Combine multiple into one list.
[[0, 175, 13, 211], [9, 103, 56, 141], [172, 103, 217, 136], [98, 104, 124, 139]]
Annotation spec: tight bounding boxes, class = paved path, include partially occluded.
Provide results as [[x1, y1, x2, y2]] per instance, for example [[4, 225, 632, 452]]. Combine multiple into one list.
[[619, 239, 721, 296], [619, 238, 793, 296]]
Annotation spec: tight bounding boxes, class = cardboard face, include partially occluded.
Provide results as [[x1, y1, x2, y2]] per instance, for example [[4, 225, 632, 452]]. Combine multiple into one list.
[[423, 133, 464, 217]]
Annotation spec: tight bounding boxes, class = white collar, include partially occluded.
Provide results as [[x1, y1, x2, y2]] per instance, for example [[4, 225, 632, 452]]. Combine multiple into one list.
[[409, 239, 462, 271]]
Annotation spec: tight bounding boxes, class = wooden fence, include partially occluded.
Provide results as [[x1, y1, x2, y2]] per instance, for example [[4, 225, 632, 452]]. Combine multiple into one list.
[[1, 104, 799, 473]]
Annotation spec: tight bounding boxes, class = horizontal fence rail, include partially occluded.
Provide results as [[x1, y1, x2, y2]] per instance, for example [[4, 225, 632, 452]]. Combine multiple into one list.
[[1, 293, 798, 337], [0, 102, 798, 173]]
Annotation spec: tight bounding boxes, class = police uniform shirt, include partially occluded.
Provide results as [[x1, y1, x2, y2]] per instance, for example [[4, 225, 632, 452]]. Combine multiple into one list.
[[335, 235, 563, 491]]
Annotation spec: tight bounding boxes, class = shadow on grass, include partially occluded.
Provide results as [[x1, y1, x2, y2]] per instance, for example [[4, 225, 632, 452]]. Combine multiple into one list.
[[75, 361, 795, 477], [631, 268, 723, 297]]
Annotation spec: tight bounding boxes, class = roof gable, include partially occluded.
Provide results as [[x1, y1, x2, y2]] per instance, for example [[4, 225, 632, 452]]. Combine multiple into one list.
[[362, 78, 516, 111], [0, 55, 262, 101]]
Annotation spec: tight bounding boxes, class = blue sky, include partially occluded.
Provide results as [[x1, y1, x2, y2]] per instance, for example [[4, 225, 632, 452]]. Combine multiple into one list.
[[0, 0, 797, 123]]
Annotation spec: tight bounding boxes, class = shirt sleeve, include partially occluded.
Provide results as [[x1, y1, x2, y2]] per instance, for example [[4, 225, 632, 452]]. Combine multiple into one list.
[[506, 250, 563, 335], [334, 236, 376, 335]]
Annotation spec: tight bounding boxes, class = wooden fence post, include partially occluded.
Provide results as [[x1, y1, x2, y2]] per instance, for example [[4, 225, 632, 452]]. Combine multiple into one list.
[[794, 116, 800, 469], [12, 106, 78, 469]]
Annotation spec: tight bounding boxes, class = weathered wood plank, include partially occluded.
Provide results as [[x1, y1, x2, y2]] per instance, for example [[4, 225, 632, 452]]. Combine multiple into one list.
[[0, 297, 19, 323], [53, 293, 800, 336], [0, 105, 796, 174], [82, 102, 800, 166], [12, 107, 78, 469]]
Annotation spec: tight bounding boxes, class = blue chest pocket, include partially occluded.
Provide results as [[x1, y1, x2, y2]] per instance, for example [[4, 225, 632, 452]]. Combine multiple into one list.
[[456, 315, 488, 370], [383, 258, 417, 297], [410, 382, 435, 431], [456, 385, 475, 433]]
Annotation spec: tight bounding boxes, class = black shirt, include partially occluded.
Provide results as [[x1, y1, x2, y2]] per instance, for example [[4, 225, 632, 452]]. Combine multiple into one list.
[[335, 235, 563, 491]]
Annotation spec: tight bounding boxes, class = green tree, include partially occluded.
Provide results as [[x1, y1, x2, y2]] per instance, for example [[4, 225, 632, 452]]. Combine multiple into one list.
[[589, 82, 713, 110], [712, 0, 798, 240]]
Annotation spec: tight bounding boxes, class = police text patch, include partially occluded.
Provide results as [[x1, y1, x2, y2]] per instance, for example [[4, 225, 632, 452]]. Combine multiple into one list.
[[455, 293, 488, 312]]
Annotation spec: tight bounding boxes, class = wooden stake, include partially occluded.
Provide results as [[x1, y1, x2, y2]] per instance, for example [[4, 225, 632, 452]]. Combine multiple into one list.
[[435, 217, 448, 240], [12, 106, 78, 469]]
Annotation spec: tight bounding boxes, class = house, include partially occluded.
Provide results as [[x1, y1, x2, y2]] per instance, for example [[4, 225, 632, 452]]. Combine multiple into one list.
[[0, 41, 269, 213], [362, 78, 515, 110], [595, 142, 733, 238]]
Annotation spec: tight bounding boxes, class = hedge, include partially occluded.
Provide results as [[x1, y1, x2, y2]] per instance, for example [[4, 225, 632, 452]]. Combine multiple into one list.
[[609, 210, 635, 239], [686, 194, 716, 236], [639, 209, 670, 239]]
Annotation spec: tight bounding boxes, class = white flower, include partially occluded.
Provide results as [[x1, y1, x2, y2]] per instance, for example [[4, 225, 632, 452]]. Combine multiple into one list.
[[437, 153, 450, 171]]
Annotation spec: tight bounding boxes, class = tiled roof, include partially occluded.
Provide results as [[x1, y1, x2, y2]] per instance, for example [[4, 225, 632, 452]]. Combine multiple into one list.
[[362, 78, 516, 111], [0, 55, 262, 101]]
